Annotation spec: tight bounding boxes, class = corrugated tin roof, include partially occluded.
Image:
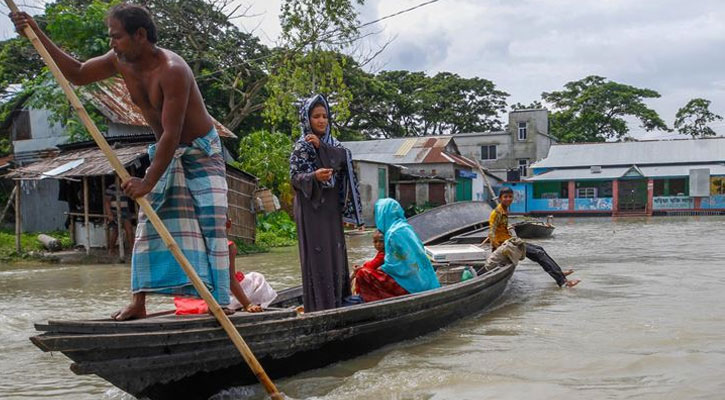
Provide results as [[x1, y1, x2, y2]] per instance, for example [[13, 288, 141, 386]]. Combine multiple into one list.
[[526, 163, 725, 181], [6, 144, 149, 180], [84, 78, 237, 139], [639, 164, 725, 177], [532, 138, 725, 169], [343, 137, 473, 167], [394, 138, 417, 156], [0, 154, 14, 169], [526, 167, 630, 181]]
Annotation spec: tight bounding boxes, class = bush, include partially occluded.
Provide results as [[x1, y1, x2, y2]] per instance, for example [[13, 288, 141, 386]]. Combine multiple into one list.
[[233, 239, 268, 255], [237, 130, 294, 207], [255, 211, 297, 248]]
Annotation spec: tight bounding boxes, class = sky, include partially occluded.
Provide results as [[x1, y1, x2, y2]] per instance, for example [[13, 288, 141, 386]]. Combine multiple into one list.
[[2, 0, 724, 139]]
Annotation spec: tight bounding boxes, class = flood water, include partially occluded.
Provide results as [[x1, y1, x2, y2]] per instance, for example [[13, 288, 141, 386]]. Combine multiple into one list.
[[2, 216, 725, 400]]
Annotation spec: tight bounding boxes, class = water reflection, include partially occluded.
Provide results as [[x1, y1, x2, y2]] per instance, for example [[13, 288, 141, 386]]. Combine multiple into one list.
[[2, 217, 725, 399]]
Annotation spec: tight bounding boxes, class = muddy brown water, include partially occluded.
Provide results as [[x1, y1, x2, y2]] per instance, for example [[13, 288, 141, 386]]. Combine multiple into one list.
[[1, 216, 724, 399]]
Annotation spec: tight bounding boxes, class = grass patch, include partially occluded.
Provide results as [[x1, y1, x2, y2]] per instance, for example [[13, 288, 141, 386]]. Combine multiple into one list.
[[0, 229, 72, 262], [234, 239, 269, 255]]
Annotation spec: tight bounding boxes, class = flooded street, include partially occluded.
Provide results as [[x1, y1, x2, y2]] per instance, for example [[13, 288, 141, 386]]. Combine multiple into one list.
[[2, 216, 725, 400]]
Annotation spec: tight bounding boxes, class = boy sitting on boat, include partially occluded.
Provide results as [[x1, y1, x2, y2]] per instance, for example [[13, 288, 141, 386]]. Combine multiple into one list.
[[352, 230, 406, 302], [488, 187, 580, 288], [352, 199, 440, 302], [175, 218, 277, 314]]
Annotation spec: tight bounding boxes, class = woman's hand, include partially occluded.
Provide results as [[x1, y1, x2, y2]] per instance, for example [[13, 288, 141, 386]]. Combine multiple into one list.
[[305, 134, 321, 149], [244, 304, 263, 313], [314, 168, 333, 182]]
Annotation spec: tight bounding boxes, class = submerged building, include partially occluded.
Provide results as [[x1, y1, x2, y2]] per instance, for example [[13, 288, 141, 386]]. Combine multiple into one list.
[[504, 138, 725, 216]]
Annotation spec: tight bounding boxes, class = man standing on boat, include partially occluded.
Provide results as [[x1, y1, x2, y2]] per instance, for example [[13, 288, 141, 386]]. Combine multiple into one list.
[[488, 187, 580, 288], [11, 4, 231, 319]]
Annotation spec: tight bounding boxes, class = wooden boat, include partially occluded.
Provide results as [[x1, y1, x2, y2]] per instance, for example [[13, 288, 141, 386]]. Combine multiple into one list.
[[408, 201, 492, 244], [448, 226, 489, 244], [29, 204, 511, 399], [512, 220, 555, 238], [30, 264, 514, 399]]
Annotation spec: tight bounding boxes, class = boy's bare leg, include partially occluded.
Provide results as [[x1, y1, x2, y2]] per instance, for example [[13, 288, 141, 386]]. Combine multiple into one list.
[[112, 292, 147, 320], [564, 279, 581, 288]]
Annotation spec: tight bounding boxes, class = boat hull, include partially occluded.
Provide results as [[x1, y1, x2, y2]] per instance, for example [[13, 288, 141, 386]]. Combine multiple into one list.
[[31, 265, 514, 400], [513, 222, 555, 238], [408, 201, 492, 244]]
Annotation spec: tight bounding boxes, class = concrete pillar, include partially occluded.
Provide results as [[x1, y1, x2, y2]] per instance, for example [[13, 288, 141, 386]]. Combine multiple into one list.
[[646, 178, 654, 216], [15, 180, 21, 253], [415, 183, 428, 206], [568, 181, 575, 211], [612, 179, 619, 215], [83, 176, 90, 255]]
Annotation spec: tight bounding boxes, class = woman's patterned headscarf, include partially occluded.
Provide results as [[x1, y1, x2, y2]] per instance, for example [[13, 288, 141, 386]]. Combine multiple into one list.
[[290, 94, 364, 226]]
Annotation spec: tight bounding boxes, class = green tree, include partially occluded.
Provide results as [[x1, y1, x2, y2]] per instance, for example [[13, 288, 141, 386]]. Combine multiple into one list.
[[511, 100, 543, 110], [542, 75, 669, 142], [343, 70, 508, 138], [674, 98, 723, 138], [336, 57, 397, 139], [0, 38, 44, 94], [374, 70, 427, 137], [45, 0, 120, 59], [3, 0, 271, 143], [140, 0, 270, 134], [20, 0, 117, 143], [237, 130, 294, 206], [264, 0, 364, 138], [422, 72, 508, 135]]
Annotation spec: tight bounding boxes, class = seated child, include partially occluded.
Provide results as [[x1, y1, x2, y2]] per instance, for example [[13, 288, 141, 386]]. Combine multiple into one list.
[[352, 230, 408, 302], [174, 219, 277, 315]]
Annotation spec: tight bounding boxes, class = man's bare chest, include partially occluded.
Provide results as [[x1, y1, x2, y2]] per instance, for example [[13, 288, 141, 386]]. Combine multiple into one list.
[[121, 72, 163, 116]]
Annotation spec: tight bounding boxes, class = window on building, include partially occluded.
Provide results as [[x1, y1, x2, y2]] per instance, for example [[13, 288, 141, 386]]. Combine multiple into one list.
[[518, 159, 529, 177], [576, 187, 597, 198], [575, 181, 612, 198], [712, 177, 725, 195], [533, 181, 567, 199], [654, 178, 689, 196], [669, 178, 688, 196], [377, 167, 387, 199], [11, 110, 31, 141], [653, 179, 666, 196], [480, 145, 497, 160], [517, 122, 527, 141]]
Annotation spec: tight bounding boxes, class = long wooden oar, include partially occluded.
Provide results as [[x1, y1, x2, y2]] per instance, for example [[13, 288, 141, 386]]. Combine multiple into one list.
[[470, 157, 498, 204], [5, 1, 282, 398]]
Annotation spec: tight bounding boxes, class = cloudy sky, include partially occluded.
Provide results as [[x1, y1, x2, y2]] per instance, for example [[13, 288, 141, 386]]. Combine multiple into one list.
[[3, 0, 724, 139]]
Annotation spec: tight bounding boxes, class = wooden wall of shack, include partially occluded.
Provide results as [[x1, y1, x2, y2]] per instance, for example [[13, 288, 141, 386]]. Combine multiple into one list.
[[7, 144, 259, 252], [52, 164, 258, 247], [225, 164, 257, 244]]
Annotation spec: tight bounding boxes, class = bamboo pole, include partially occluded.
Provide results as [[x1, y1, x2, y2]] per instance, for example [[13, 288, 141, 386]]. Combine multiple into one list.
[[83, 176, 90, 255], [101, 175, 108, 252], [6, 2, 282, 398], [0, 185, 17, 223], [115, 175, 124, 261], [14, 180, 21, 252], [471, 159, 498, 204], [69, 206, 75, 246]]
